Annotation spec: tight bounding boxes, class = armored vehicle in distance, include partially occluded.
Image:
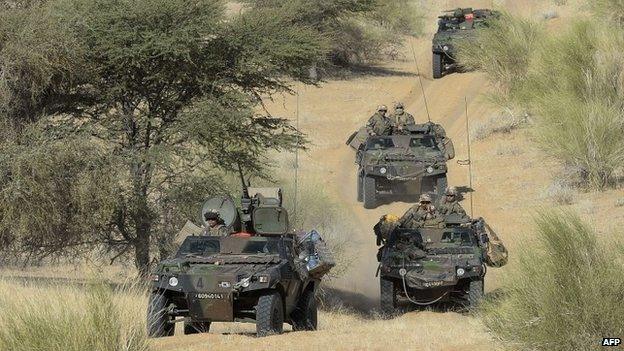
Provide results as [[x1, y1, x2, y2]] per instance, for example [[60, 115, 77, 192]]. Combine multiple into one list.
[[374, 215, 507, 314], [432, 8, 500, 79], [347, 122, 455, 209], [147, 185, 334, 337]]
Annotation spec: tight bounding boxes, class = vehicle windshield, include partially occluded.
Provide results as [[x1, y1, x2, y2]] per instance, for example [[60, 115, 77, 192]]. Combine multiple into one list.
[[366, 137, 395, 150], [419, 227, 477, 247], [409, 136, 438, 150], [176, 236, 220, 257], [176, 236, 282, 257]]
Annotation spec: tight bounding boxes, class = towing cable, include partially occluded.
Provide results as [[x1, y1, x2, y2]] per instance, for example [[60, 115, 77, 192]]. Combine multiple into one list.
[[399, 258, 449, 306]]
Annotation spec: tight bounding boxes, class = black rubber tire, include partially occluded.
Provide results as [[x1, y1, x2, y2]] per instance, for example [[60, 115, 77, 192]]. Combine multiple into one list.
[[256, 292, 284, 337], [435, 175, 448, 196], [183, 321, 211, 335], [380, 277, 397, 317], [433, 53, 443, 79], [467, 279, 484, 308], [147, 293, 175, 338], [291, 289, 318, 331], [363, 176, 377, 209], [357, 174, 363, 202]]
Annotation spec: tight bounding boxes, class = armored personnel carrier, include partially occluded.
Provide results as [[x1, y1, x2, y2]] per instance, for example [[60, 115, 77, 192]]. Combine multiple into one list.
[[346, 122, 455, 209], [374, 214, 507, 314], [147, 182, 334, 337], [432, 8, 500, 79]]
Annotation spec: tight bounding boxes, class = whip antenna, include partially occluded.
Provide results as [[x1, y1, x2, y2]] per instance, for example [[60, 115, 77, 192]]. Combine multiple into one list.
[[410, 40, 432, 123], [293, 86, 300, 224], [464, 96, 474, 217]]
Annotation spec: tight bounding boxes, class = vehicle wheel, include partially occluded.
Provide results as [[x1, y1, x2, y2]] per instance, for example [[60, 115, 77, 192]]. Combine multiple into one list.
[[291, 289, 318, 331], [183, 320, 211, 335], [357, 173, 363, 202], [363, 176, 377, 209], [433, 53, 443, 79], [466, 279, 484, 308], [380, 277, 398, 317], [147, 293, 175, 338], [435, 175, 448, 196], [256, 292, 284, 337]]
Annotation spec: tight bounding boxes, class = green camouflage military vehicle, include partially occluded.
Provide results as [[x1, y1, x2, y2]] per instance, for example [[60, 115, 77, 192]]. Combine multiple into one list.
[[346, 122, 455, 209], [147, 184, 334, 337], [374, 215, 507, 314], [432, 8, 500, 79]]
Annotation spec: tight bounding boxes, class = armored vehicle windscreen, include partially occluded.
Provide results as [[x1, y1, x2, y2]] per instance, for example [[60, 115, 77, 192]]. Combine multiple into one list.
[[176, 236, 282, 257]]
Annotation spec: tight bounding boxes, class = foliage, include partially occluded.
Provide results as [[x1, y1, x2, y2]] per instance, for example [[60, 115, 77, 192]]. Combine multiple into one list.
[[0, 0, 327, 273], [458, 8, 624, 188], [0, 280, 149, 351], [243, 0, 424, 67], [480, 211, 624, 350]]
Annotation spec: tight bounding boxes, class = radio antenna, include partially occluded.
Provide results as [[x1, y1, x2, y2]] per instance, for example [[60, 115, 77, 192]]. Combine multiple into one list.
[[464, 96, 474, 217], [410, 40, 432, 123], [293, 86, 300, 225]]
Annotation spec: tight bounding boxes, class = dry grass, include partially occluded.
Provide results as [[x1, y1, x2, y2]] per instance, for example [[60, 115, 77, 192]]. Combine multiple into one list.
[[0, 279, 149, 351], [152, 310, 499, 351], [544, 182, 576, 205]]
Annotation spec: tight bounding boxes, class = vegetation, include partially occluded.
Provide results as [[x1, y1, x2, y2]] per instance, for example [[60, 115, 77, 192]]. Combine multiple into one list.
[[0, 0, 327, 274], [458, 5, 624, 188], [243, 0, 424, 67], [0, 280, 149, 351], [480, 211, 624, 350]]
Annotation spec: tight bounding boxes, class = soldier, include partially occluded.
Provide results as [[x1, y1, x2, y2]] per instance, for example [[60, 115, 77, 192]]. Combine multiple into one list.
[[389, 102, 415, 132], [398, 194, 443, 229], [202, 210, 230, 236], [437, 186, 469, 220], [366, 105, 392, 136]]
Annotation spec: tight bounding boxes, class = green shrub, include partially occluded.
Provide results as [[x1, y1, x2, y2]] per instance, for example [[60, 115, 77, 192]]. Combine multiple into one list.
[[480, 211, 624, 351], [0, 280, 149, 351]]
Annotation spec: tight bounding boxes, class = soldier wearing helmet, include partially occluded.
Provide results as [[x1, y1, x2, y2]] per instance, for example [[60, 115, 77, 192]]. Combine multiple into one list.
[[389, 102, 415, 133], [398, 193, 443, 229], [437, 186, 468, 219], [202, 210, 230, 236], [366, 105, 392, 136]]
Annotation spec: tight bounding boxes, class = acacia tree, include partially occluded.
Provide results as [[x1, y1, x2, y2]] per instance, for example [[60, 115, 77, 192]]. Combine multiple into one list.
[[0, 0, 327, 274]]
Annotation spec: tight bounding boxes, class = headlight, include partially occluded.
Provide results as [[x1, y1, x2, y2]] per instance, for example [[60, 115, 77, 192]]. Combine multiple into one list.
[[426, 166, 434, 174], [443, 45, 449, 51], [379, 167, 387, 174], [240, 277, 250, 288], [168, 277, 179, 287], [398, 268, 407, 276], [456, 268, 465, 277]]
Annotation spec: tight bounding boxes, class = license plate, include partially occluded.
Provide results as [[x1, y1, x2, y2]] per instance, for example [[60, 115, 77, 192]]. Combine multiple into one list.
[[195, 293, 225, 299], [423, 281, 444, 288]]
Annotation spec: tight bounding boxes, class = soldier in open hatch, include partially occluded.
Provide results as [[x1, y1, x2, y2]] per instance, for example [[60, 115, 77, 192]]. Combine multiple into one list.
[[437, 186, 468, 220], [366, 105, 392, 136], [389, 102, 415, 132], [398, 194, 444, 229], [202, 210, 230, 236]]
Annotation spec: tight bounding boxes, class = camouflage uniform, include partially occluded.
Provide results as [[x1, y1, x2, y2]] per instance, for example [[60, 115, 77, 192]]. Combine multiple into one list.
[[437, 187, 468, 220], [390, 103, 416, 133], [202, 224, 230, 237], [366, 106, 391, 136], [202, 210, 230, 236], [399, 194, 444, 229]]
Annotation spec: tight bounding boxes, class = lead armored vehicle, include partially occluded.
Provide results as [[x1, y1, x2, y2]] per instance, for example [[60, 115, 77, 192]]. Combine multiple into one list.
[[346, 122, 455, 209], [374, 214, 507, 314], [147, 184, 334, 337], [432, 8, 500, 79]]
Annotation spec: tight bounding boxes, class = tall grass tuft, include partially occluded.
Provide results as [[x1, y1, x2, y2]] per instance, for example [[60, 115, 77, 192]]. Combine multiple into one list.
[[480, 211, 624, 350], [0, 280, 149, 351]]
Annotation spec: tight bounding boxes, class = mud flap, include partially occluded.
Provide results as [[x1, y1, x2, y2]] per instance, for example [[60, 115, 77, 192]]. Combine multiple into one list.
[[443, 138, 455, 160]]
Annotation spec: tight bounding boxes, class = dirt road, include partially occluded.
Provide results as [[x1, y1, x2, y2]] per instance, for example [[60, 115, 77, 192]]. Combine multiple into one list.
[[151, 1, 582, 350]]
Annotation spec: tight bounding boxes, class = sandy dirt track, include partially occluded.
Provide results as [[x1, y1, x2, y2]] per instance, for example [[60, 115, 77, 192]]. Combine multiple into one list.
[[151, 1, 624, 350]]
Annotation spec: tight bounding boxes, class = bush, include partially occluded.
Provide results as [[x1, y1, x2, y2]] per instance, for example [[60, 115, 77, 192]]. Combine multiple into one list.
[[0, 280, 149, 351], [480, 211, 624, 350]]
